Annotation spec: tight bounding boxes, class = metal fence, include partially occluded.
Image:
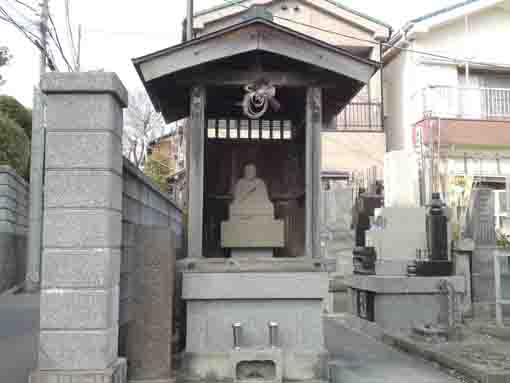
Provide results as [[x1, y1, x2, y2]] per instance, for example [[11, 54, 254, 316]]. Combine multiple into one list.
[[329, 102, 383, 132], [417, 86, 510, 120]]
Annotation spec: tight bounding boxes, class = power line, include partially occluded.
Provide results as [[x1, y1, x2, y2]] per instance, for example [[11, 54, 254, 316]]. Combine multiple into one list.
[[219, 0, 510, 71], [47, 10, 74, 71], [64, 0, 77, 68], [0, 3, 58, 70], [10, 0, 38, 14]]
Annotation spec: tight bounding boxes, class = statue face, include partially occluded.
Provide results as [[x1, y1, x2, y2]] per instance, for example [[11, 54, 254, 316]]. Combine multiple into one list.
[[244, 164, 257, 180]]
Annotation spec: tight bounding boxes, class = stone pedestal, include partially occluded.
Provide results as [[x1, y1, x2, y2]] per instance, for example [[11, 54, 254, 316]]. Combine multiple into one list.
[[344, 275, 466, 333], [181, 262, 328, 381], [31, 73, 128, 382]]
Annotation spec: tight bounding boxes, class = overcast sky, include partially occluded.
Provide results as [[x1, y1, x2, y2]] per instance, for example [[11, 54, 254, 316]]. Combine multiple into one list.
[[0, 0, 460, 107]]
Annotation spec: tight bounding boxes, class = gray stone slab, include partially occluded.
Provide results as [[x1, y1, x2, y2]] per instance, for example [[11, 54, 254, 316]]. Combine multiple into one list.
[[45, 170, 122, 210], [30, 357, 127, 383], [45, 93, 123, 138], [45, 131, 122, 172], [40, 287, 118, 329], [344, 275, 466, 294], [38, 327, 118, 370], [43, 209, 122, 248], [41, 72, 128, 107], [183, 272, 328, 299], [186, 300, 324, 352], [42, 248, 120, 288], [127, 225, 175, 381]]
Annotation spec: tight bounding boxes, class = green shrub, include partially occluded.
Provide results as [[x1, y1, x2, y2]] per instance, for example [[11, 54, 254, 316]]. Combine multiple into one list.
[[0, 113, 30, 178], [0, 95, 32, 139], [144, 157, 169, 194]]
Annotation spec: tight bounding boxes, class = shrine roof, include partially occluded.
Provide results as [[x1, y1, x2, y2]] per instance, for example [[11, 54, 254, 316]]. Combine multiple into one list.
[[133, 17, 380, 122]]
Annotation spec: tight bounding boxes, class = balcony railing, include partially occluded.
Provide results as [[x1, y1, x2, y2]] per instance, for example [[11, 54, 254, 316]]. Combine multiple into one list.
[[415, 86, 510, 120], [327, 102, 383, 132]]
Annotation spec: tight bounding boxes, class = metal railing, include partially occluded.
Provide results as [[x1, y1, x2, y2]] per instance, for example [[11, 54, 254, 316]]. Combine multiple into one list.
[[329, 102, 383, 132], [416, 86, 510, 120]]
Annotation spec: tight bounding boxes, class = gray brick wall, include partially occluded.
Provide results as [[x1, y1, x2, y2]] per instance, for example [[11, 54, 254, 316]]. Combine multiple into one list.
[[119, 159, 183, 348], [0, 165, 29, 292]]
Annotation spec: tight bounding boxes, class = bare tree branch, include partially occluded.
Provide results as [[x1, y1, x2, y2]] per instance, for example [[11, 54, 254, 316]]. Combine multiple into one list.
[[123, 90, 165, 168]]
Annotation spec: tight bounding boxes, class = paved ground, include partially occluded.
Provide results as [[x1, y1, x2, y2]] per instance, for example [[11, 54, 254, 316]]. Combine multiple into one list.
[[0, 293, 39, 383], [324, 316, 467, 383]]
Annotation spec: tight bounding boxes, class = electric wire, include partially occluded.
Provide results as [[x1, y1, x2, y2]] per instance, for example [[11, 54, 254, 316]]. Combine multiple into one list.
[[220, 0, 510, 71], [64, 0, 77, 68], [10, 0, 38, 14], [48, 10, 74, 71], [0, 3, 58, 71]]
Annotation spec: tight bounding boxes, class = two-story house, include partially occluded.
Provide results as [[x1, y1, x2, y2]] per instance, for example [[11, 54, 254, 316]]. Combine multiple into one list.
[[147, 125, 187, 206], [190, 0, 391, 184], [383, 0, 510, 198]]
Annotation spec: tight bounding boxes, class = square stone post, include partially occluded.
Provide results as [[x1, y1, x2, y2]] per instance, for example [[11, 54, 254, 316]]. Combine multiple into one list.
[[187, 85, 206, 258], [306, 87, 322, 258], [31, 73, 128, 383]]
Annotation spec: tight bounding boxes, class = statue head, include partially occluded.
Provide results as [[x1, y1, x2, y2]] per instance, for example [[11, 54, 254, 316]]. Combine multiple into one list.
[[243, 163, 257, 181]]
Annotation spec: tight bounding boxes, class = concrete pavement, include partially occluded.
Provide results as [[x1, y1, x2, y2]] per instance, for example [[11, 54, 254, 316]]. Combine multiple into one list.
[[324, 315, 467, 383], [0, 293, 39, 383]]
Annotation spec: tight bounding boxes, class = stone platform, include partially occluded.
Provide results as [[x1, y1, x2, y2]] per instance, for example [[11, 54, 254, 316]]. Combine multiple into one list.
[[180, 261, 328, 381], [344, 275, 466, 333]]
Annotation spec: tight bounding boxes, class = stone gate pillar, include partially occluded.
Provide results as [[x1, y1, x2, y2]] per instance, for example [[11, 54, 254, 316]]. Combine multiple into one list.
[[31, 73, 128, 382]]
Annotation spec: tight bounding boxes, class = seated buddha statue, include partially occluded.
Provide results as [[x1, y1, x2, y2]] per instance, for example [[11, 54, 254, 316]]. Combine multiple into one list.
[[230, 163, 274, 219], [221, 163, 284, 250]]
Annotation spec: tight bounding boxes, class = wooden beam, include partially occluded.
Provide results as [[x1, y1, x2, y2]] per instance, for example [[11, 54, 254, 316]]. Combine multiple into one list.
[[187, 85, 206, 258], [174, 70, 342, 88], [305, 87, 322, 258]]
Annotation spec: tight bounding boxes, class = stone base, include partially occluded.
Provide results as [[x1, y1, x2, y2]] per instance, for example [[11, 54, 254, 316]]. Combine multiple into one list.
[[231, 348, 283, 383], [374, 259, 410, 276], [30, 358, 127, 383], [221, 220, 284, 248], [344, 275, 466, 333], [182, 271, 328, 381], [231, 248, 273, 258], [181, 351, 326, 382]]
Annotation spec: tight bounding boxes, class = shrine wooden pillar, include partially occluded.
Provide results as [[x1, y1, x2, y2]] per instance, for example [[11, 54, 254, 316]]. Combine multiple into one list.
[[188, 85, 206, 258], [306, 87, 322, 258]]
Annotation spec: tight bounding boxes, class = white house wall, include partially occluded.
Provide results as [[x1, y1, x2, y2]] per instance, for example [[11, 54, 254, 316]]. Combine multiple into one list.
[[195, 0, 385, 50], [384, 4, 510, 152], [415, 6, 510, 66]]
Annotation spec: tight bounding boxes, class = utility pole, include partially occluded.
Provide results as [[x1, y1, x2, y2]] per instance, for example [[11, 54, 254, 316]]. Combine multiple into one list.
[[26, 0, 50, 292], [39, 0, 49, 75], [76, 24, 82, 71], [187, 0, 193, 41]]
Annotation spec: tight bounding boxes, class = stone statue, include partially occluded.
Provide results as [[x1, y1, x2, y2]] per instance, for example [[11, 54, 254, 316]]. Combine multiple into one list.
[[221, 163, 284, 254], [230, 163, 274, 218]]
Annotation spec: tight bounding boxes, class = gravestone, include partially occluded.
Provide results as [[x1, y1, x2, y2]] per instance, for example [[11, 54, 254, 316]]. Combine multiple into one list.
[[466, 188, 498, 318], [127, 226, 175, 382]]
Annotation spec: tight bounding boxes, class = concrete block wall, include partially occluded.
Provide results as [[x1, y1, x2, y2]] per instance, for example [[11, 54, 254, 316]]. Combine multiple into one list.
[[119, 158, 183, 352], [0, 165, 29, 293]]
